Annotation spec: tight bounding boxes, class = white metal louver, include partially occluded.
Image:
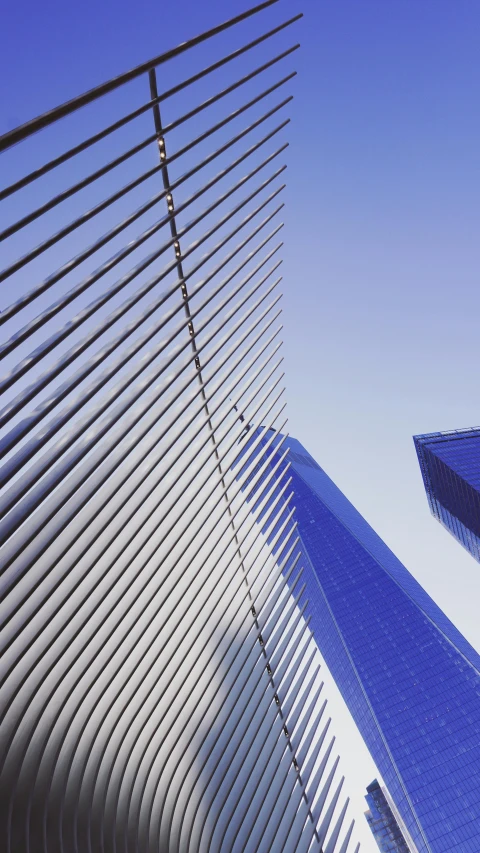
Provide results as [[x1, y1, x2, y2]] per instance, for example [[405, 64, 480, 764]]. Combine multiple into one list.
[[0, 2, 360, 850]]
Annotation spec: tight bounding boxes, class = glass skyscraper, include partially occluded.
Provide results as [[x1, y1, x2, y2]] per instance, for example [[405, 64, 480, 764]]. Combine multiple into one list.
[[239, 430, 480, 853], [414, 427, 480, 562], [364, 779, 413, 853]]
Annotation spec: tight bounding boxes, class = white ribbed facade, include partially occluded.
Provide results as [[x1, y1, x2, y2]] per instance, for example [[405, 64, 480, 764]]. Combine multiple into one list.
[[0, 3, 360, 850]]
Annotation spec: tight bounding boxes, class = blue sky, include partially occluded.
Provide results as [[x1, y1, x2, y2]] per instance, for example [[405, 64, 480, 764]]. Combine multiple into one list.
[[2, 1, 480, 848]]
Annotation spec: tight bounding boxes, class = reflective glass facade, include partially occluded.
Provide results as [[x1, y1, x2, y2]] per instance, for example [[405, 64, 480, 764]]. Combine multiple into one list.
[[365, 779, 412, 853], [239, 431, 480, 853], [414, 428, 480, 562]]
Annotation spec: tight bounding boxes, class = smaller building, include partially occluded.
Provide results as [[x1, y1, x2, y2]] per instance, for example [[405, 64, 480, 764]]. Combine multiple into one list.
[[364, 780, 413, 853], [414, 427, 480, 562]]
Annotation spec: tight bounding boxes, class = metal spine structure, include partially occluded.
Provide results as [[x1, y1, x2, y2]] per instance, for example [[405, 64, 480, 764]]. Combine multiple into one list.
[[0, 3, 358, 851]]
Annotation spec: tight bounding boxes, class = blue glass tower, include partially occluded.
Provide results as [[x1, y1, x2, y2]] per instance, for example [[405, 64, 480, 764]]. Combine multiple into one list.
[[239, 431, 480, 853], [414, 427, 480, 562], [364, 779, 413, 853]]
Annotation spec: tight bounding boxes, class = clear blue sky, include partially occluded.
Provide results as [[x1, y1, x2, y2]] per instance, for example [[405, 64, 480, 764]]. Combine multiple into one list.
[[3, 1, 480, 849]]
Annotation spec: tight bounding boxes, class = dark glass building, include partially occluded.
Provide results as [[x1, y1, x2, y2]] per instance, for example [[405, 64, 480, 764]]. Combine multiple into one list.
[[414, 428, 480, 562], [364, 779, 413, 853], [239, 431, 480, 853]]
